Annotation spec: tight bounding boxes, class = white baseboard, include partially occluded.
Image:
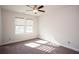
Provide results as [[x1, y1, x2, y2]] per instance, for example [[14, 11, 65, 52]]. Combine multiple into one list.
[[40, 37, 79, 52], [59, 43, 79, 52], [0, 38, 37, 46]]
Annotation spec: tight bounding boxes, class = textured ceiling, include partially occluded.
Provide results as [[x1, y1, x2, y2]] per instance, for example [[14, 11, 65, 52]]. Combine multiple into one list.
[[0, 5, 73, 16], [0, 5, 46, 16]]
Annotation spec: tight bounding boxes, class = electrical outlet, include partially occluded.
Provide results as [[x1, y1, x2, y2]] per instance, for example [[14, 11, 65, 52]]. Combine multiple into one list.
[[68, 41, 71, 44]]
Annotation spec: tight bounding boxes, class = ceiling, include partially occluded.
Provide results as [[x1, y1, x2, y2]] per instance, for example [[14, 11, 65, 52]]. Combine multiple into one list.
[[0, 5, 73, 16], [0, 5, 46, 16]]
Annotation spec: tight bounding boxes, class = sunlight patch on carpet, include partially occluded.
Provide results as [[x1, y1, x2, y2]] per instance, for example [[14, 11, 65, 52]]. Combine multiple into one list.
[[37, 45, 55, 53], [24, 43, 41, 48], [35, 40, 48, 44]]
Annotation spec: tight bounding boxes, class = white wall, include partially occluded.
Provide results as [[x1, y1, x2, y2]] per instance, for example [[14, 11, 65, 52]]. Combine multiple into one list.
[[0, 7, 2, 45], [39, 6, 79, 51], [1, 9, 38, 45]]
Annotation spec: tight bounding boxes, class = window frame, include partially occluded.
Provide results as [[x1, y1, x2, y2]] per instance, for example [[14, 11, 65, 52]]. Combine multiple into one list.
[[15, 17, 33, 34]]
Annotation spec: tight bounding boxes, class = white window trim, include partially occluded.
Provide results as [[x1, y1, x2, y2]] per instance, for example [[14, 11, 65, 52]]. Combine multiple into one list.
[[15, 17, 34, 35]]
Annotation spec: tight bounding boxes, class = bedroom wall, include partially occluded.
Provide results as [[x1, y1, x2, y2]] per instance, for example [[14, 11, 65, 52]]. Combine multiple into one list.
[[0, 7, 2, 45], [1, 9, 38, 45], [39, 6, 79, 51]]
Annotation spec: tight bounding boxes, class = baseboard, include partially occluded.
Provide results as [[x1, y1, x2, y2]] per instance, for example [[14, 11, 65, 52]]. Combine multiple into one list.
[[0, 38, 38, 46], [59, 43, 79, 52], [40, 37, 79, 52]]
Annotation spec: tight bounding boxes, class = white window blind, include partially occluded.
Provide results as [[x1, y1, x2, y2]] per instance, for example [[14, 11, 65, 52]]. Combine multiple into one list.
[[15, 18, 33, 34]]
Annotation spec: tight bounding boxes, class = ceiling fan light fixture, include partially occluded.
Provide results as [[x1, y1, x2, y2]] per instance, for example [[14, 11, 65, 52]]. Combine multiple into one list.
[[33, 9, 38, 14], [26, 5, 45, 14]]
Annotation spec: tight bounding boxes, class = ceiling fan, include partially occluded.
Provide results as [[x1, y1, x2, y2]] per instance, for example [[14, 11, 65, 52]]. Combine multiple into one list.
[[26, 5, 45, 14]]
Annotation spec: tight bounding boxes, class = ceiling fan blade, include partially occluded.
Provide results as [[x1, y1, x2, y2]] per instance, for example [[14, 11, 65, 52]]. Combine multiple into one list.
[[38, 5, 44, 9], [34, 5, 37, 7], [26, 5, 33, 8], [38, 10, 45, 12], [33, 5, 37, 10]]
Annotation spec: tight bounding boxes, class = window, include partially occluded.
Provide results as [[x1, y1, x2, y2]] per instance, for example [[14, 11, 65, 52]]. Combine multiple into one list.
[[25, 20, 33, 33], [15, 18, 33, 34]]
